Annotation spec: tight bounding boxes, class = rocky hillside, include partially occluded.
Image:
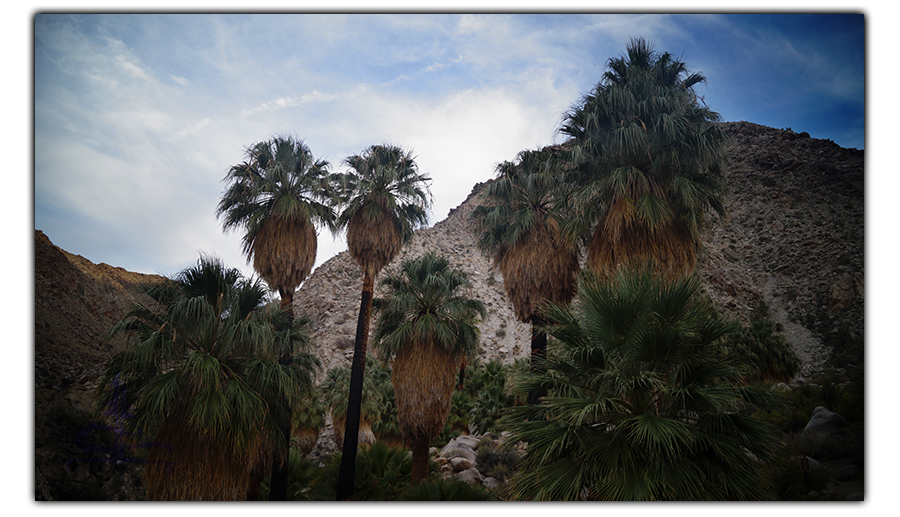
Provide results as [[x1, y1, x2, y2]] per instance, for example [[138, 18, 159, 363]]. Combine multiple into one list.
[[296, 121, 864, 381], [33, 121, 863, 499], [35, 230, 166, 500]]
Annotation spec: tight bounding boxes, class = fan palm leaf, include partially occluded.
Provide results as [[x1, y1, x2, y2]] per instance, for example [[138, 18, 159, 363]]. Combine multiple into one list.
[[505, 266, 781, 501], [96, 256, 320, 500]]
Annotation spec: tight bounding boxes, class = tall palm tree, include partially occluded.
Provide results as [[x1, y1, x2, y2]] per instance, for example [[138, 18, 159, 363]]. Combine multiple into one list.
[[471, 148, 579, 402], [372, 253, 485, 485], [504, 267, 781, 500], [96, 256, 320, 500], [216, 135, 334, 498], [217, 135, 335, 310], [560, 37, 729, 278], [332, 143, 432, 499]]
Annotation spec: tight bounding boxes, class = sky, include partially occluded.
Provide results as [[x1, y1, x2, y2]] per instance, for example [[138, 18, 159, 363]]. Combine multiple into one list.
[[32, 11, 867, 285]]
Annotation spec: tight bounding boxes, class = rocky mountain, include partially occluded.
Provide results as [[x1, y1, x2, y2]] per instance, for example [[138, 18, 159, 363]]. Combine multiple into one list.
[[33, 121, 863, 499], [295, 121, 864, 381], [35, 229, 165, 500]]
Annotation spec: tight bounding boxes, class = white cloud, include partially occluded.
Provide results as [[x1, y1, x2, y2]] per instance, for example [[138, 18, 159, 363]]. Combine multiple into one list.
[[33, 13, 865, 284]]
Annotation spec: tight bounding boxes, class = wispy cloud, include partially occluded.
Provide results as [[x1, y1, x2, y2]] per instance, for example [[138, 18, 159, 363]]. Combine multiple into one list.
[[33, 13, 865, 281]]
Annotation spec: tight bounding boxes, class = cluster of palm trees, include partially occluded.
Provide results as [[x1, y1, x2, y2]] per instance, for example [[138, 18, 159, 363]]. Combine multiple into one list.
[[101, 134, 453, 499], [469, 38, 784, 499], [97, 38, 785, 501]]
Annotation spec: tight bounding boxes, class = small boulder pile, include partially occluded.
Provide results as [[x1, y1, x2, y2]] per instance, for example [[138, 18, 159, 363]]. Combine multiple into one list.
[[430, 433, 523, 491]]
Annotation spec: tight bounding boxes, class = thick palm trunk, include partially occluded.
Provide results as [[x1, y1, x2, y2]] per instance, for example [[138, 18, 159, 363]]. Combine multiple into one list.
[[336, 270, 375, 500], [528, 314, 548, 405], [268, 291, 294, 501], [410, 435, 430, 485]]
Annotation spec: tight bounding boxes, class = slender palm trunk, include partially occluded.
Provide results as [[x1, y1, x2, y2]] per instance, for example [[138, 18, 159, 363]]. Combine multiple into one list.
[[336, 270, 375, 500], [410, 435, 430, 485], [528, 314, 548, 405], [268, 291, 294, 501]]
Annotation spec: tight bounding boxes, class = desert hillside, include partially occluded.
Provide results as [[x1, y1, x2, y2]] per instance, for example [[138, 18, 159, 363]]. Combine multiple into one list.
[[33, 121, 863, 500]]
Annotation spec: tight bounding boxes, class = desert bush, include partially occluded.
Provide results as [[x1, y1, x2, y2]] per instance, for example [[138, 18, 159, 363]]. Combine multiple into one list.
[[753, 371, 863, 434], [400, 477, 496, 501], [434, 390, 473, 445], [310, 441, 421, 501], [765, 447, 835, 500], [259, 449, 322, 501], [726, 317, 800, 383], [475, 444, 520, 482]]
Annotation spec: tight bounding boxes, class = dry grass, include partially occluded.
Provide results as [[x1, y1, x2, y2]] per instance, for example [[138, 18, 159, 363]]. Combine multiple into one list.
[[331, 413, 377, 449], [587, 216, 696, 279], [143, 419, 274, 501], [251, 215, 317, 299], [346, 209, 402, 277], [496, 223, 579, 322], [391, 341, 460, 443], [291, 426, 321, 456]]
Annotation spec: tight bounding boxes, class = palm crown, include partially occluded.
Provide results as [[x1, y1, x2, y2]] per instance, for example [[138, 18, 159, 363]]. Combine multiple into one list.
[[373, 252, 485, 358], [335, 144, 432, 276], [505, 267, 781, 501], [217, 136, 335, 300], [97, 256, 320, 500], [472, 149, 579, 322], [560, 37, 729, 277]]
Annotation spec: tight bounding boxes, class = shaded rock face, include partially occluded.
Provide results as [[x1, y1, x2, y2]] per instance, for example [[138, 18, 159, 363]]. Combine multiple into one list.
[[34, 230, 164, 501], [700, 122, 864, 379], [293, 182, 532, 377]]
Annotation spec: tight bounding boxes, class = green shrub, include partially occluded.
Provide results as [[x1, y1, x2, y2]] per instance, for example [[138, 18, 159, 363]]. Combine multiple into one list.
[[475, 445, 520, 482], [310, 441, 419, 501], [435, 390, 473, 446], [259, 449, 322, 501], [753, 372, 863, 434], [765, 447, 834, 500], [726, 317, 800, 383], [400, 477, 496, 501]]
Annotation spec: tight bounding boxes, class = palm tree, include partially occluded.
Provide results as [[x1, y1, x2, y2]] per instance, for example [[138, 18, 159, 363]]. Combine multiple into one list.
[[332, 144, 432, 499], [216, 135, 334, 498], [471, 148, 579, 402], [96, 256, 320, 500], [559, 37, 729, 278], [319, 359, 386, 449], [372, 253, 485, 485], [504, 267, 781, 500], [217, 135, 335, 310]]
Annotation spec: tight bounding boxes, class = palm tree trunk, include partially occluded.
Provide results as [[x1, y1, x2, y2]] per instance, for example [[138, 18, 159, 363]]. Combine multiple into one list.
[[268, 291, 294, 501], [410, 435, 430, 485], [336, 270, 375, 500], [528, 314, 548, 405]]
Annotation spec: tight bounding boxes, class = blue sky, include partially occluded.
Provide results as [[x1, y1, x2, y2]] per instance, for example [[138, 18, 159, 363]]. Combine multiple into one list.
[[33, 12, 865, 285]]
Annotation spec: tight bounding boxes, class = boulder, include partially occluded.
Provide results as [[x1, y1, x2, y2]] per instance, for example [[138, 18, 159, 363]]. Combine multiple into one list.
[[440, 439, 477, 463], [450, 456, 475, 472], [453, 435, 482, 450], [802, 406, 848, 438], [457, 467, 484, 485], [482, 477, 502, 490]]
